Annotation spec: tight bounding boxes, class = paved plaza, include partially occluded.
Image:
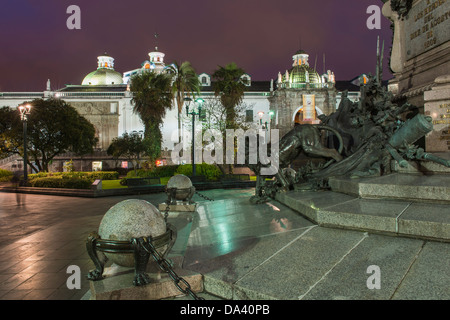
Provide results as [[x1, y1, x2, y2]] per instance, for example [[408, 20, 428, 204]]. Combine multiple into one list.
[[0, 188, 448, 300]]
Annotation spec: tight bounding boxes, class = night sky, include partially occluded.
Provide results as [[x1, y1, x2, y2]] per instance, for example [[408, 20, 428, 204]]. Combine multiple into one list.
[[0, 0, 393, 92]]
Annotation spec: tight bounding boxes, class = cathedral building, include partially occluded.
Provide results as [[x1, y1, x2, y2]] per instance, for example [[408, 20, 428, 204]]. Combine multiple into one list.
[[0, 46, 360, 172], [270, 50, 338, 137]]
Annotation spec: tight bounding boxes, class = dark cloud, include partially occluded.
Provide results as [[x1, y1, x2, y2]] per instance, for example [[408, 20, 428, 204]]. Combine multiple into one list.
[[0, 0, 392, 92]]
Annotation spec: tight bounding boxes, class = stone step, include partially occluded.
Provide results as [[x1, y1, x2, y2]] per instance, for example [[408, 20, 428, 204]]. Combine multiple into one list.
[[328, 173, 450, 204], [394, 153, 450, 174], [275, 189, 450, 242]]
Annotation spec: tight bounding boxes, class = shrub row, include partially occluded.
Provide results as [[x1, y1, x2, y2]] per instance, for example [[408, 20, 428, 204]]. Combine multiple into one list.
[[126, 165, 179, 179], [125, 164, 222, 182], [30, 177, 92, 189], [29, 171, 119, 181]]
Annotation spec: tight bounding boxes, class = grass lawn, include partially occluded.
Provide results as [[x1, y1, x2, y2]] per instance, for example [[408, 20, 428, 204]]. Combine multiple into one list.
[[101, 180, 127, 190]]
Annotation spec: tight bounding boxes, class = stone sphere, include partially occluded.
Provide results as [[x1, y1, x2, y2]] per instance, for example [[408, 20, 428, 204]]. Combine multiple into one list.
[[166, 174, 193, 200], [98, 199, 166, 267]]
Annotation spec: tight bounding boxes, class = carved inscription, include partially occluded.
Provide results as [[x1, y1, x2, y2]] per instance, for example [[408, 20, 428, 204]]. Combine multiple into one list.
[[406, 0, 450, 59]]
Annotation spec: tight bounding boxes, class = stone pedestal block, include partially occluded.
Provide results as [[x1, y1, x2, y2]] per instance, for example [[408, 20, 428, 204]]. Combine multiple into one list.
[[89, 264, 203, 300], [424, 75, 450, 152]]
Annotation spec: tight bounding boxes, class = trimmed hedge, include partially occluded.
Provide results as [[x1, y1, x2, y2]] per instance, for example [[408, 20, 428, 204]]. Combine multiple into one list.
[[30, 177, 92, 189], [25, 171, 119, 189], [123, 164, 222, 183], [29, 171, 119, 181]]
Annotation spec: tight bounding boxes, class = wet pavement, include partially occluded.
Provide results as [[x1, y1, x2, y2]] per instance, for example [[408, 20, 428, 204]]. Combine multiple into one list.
[[0, 188, 448, 300]]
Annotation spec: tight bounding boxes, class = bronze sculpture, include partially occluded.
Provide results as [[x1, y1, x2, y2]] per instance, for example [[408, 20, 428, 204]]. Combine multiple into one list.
[[248, 40, 449, 203]]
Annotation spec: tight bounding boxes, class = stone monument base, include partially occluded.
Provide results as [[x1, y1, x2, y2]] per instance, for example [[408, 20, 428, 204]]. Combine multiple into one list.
[[89, 263, 203, 300]]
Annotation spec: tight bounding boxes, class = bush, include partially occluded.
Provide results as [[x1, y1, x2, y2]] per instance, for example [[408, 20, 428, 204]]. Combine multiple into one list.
[[175, 163, 222, 181], [0, 169, 13, 182], [26, 171, 119, 189], [126, 165, 179, 179], [0, 168, 13, 178], [111, 167, 131, 176], [30, 177, 92, 189], [29, 171, 119, 182]]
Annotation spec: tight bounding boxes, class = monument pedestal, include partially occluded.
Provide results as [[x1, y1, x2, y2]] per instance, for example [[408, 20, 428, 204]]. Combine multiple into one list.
[[89, 263, 203, 300], [424, 75, 450, 152], [383, 0, 450, 107]]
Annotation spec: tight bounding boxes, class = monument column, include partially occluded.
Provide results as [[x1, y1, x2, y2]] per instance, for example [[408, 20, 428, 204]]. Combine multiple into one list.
[[383, 0, 450, 107]]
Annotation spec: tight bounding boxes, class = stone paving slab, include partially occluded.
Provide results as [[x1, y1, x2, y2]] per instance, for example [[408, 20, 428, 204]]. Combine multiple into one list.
[[231, 227, 366, 300], [391, 241, 450, 300], [194, 228, 449, 301], [185, 227, 315, 300], [300, 234, 425, 300], [1, 188, 449, 301]]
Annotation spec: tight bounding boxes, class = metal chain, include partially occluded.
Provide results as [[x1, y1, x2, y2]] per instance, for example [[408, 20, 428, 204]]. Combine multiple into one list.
[[163, 203, 170, 223], [140, 238, 204, 300], [195, 191, 214, 202]]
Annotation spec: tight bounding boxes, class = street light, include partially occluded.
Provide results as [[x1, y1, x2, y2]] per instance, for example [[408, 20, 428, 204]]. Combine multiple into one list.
[[257, 111, 264, 125], [185, 97, 202, 177], [18, 104, 32, 183]]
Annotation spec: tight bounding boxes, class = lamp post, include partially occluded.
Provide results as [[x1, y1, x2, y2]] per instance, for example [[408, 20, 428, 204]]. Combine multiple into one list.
[[185, 97, 202, 177], [257, 111, 265, 127], [18, 104, 32, 183]]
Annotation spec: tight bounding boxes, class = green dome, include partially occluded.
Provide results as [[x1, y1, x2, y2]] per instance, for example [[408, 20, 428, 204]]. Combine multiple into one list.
[[286, 65, 322, 84], [82, 68, 123, 85]]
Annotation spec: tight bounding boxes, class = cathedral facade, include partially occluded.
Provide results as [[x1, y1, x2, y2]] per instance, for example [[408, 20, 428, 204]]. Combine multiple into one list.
[[0, 47, 360, 172]]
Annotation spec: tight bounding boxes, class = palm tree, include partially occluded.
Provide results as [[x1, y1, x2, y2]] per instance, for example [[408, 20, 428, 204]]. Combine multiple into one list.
[[129, 71, 174, 161], [212, 62, 247, 130], [166, 61, 200, 142]]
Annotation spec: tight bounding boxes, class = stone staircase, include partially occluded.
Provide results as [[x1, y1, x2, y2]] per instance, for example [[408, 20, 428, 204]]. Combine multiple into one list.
[[276, 157, 450, 242]]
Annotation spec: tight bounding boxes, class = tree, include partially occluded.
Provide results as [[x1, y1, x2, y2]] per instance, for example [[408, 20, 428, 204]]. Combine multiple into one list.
[[166, 61, 200, 142], [0, 98, 97, 172], [130, 71, 174, 161], [212, 62, 247, 130], [198, 97, 253, 134], [107, 132, 148, 174], [193, 97, 254, 173]]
